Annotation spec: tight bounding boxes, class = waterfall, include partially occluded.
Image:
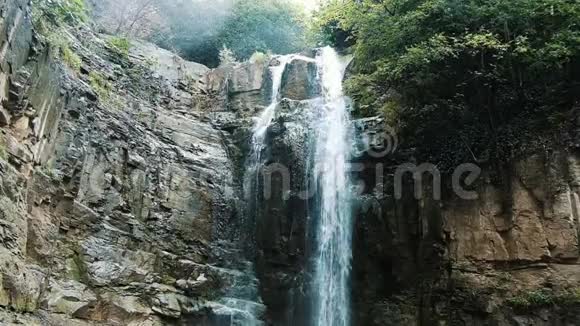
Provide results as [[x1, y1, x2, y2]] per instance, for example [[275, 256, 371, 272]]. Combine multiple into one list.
[[243, 54, 292, 249], [242, 48, 354, 326], [228, 55, 297, 326], [312, 47, 354, 326], [244, 53, 317, 236], [248, 53, 317, 165], [249, 55, 291, 163]]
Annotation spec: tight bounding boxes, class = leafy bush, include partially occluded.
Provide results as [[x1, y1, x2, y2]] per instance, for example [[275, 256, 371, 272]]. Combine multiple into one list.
[[507, 288, 580, 310], [33, 0, 88, 30], [249, 51, 271, 64], [314, 0, 580, 171], [508, 290, 555, 309], [89, 71, 112, 100], [107, 37, 132, 59], [150, 0, 308, 67]]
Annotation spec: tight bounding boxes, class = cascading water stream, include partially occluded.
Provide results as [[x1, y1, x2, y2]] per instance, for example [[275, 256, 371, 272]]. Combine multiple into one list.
[[248, 53, 317, 166], [312, 47, 354, 326], [242, 48, 353, 326], [244, 53, 317, 236], [249, 55, 291, 163], [242, 54, 292, 251], [229, 55, 299, 326]]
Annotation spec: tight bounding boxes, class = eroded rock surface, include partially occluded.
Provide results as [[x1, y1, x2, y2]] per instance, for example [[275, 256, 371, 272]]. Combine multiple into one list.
[[2, 2, 580, 325], [0, 1, 264, 324], [351, 120, 580, 325], [235, 55, 580, 325]]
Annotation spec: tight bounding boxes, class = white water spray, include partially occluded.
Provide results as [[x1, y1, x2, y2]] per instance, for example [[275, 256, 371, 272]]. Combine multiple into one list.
[[249, 54, 317, 161], [242, 48, 354, 326], [251, 56, 290, 154], [312, 46, 353, 326], [245, 53, 317, 222]]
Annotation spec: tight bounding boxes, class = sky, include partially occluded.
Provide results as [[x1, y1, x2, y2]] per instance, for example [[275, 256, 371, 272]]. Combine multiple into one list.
[[294, 0, 322, 12]]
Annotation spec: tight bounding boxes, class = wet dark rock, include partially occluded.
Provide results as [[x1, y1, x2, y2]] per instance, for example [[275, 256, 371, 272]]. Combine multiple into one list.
[[1, 1, 580, 325]]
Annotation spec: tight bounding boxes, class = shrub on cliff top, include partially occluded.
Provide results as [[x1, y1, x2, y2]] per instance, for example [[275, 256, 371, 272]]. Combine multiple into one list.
[[107, 37, 132, 59], [249, 51, 271, 64], [33, 0, 88, 30]]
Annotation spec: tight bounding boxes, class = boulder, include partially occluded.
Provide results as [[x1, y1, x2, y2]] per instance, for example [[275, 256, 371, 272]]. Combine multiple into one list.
[[280, 57, 318, 101], [229, 61, 267, 94], [43, 280, 97, 316]]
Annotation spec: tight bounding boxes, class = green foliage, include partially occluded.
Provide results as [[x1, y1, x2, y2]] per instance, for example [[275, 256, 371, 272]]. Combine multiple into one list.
[[217, 0, 308, 61], [89, 71, 112, 101], [0, 139, 7, 161], [556, 288, 580, 306], [107, 37, 132, 59], [61, 44, 82, 71], [41, 166, 58, 179], [314, 0, 580, 170], [249, 51, 271, 64], [151, 0, 308, 67], [89, 72, 124, 110], [160, 274, 177, 286], [144, 57, 160, 68], [507, 288, 580, 310], [32, 0, 88, 32], [219, 45, 238, 66], [44, 31, 82, 72], [507, 290, 555, 309]]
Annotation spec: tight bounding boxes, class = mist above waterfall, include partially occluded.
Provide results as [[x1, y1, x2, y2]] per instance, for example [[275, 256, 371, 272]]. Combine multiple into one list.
[[89, 0, 310, 67]]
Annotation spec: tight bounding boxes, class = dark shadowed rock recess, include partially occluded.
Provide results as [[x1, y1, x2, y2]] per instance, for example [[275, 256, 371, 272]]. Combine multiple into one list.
[[1, 1, 580, 325]]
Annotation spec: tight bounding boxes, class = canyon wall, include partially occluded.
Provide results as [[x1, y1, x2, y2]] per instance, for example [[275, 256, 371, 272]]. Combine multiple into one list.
[[222, 53, 580, 325], [1, 1, 579, 325], [352, 147, 580, 325], [0, 1, 263, 324]]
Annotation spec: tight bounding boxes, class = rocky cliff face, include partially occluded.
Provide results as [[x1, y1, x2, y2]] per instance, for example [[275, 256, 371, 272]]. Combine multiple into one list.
[[1, 1, 579, 326], [0, 1, 264, 324], [217, 53, 580, 326], [352, 146, 580, 325]]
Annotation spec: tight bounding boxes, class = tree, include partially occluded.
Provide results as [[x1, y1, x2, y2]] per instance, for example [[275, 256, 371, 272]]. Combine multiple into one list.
[[87, 0, 308, 67], [217, 0, 308, 60], [149, 0, 308, 67], [90, 0, 162, 38], [313, 0, 580, 170], [147, 0, 233, 67]]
